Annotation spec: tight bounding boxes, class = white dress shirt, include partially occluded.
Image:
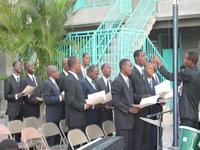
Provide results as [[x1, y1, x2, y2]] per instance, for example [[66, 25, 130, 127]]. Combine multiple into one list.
[[120, 73, 130, 88], [135, 64, 144, 75], [28, 73, 38, 86], [63, 69, 68, 77], [102, 76, 111, 91], [81, 65, 87, 78], [49, 77, 62, 101], [13, 73, 20, 100]]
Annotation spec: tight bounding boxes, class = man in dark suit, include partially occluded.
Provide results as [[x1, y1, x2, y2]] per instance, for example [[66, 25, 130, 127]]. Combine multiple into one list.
[[4, 61, 24, 121], [144, 63, 163, 150], [58, 58, 68, 93], [81, 64, 101, 126], [4, 61, 23, 141], [112, 59, 140, 150], [153, 51, 200, 129], [23, 63, 42, 118], [64, 56, 92, 131], [129, 50, 150, 150], [96, 63, 113, 123], [77, 53, 90, 80], [42, 65, 65, 146]]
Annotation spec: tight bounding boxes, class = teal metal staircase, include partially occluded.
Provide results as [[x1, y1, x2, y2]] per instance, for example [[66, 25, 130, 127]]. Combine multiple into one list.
[[60, 0, 168, 80], [67, 0, 132, 64]]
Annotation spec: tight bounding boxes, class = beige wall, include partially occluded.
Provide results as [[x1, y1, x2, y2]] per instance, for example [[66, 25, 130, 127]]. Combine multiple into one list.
[[157, 0, 200, 20]]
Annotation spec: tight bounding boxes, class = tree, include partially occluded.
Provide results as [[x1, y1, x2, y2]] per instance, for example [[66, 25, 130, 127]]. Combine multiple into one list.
[[0, 0, 73, 79]]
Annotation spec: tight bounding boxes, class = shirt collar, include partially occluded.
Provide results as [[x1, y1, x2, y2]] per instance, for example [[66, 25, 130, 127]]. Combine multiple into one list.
[[68, 71, 79, 80], [135, 64, 144, 75], [28, 73, 34, 79], [63, 70, 68, 77], [120, 72, 128, 81], [13, 73, 20, 80], [102, 76, 109, 85]]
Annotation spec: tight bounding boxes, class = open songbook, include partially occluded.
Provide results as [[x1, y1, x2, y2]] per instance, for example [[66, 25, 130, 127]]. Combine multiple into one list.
[[133, 80, 173, 109], [22, 85, 36, 96], [85, 90, 112, 105]]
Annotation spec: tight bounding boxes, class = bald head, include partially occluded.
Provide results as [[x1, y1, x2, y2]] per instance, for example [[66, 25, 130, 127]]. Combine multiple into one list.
[[62, 58, 68, 72], [47, 65, 59, 79]]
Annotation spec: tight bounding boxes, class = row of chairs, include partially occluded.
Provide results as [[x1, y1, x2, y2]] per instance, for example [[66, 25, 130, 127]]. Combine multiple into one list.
[[0, 120, 68, 149], [68, 121, 116, 150], [0, 117, 116, 150]]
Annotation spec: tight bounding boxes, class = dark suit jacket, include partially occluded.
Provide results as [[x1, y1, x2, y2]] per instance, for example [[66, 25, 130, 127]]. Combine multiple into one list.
[[64, 72, 86, 127], [22, 75, 42, 118], [129, 66, 149, 104], [159, 66, 200, 122], [96, 77, 112, 93], [111, 74, 135, 130], [42, 79, 64, 122], [58, 72, 68, 93], [145, 76, 162, 117], [4, 75, 23, 117], [96, 77, 113, 122], [81, 78, 101, 125]]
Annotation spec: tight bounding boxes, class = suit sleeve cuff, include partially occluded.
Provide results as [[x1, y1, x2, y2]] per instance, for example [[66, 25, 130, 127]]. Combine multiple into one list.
[[59, 95, 62, 101], [15, 94, 18, 100]]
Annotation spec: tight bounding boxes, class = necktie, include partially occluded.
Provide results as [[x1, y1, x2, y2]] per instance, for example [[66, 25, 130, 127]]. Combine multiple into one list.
[[16, 76, 20, 82], [32, 76, 37, 87], [149, 80, 153, 89], [107, 80, 110, 92], [92, 80, 96, 90], [142, 69, 145, 80]]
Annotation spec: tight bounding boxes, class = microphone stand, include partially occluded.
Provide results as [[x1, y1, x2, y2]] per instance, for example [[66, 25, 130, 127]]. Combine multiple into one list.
[[147, 110, 173, 150]]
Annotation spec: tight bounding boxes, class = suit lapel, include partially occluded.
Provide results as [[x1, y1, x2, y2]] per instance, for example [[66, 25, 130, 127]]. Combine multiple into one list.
[[86, 78, 97, 92], [134, 66, 144, 80], [48, 79, 60, 94], [119, 74, 129, 91]]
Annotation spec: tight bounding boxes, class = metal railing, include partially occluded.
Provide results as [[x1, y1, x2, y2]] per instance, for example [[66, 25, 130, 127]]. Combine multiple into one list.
[[73, 0, 116, 12], [63, 28, 168, 80]]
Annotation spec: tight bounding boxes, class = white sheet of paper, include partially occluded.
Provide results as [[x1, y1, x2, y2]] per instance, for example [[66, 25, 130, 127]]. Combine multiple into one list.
[[86, 91, 106, 105], [132, 95, 160, 109], [105, 92, 112, 103], [22, 85, 36, 96], [140, 95, 160, 105], [155, 80, 172, 95]]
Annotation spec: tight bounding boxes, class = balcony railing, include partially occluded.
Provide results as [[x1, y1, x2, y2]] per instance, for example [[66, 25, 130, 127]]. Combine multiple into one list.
[[73, 0, 116, 12]]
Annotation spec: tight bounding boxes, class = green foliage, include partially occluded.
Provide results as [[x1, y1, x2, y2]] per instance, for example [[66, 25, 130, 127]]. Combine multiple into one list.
[[0, 0, 73, 80]]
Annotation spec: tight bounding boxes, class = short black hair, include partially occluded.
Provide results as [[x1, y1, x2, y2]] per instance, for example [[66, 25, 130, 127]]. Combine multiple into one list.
[[101, 63, 109, 71], [82, 52, 89, 58], [68, 56, 77, 69], [87, 64, 98, 74], [119, 59, 130, 70], [187, 51, 199, 65], [12, 61, 21, 67], [133, 50, 143, 62]]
